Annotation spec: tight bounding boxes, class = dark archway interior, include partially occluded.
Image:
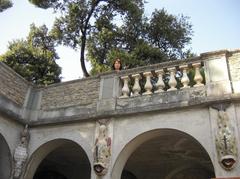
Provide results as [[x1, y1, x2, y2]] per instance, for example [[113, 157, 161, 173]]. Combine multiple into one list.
[[0, 134, 11, 179], [33, 141, 91, 179], [121, 129, 215, 179], [121, 170, 137, 179]]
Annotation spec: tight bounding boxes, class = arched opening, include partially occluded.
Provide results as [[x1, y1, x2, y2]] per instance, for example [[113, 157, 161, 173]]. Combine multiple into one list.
[[113, 129, 215, 179], [0, 134, 12, 179], [25, 139, 91, 179]]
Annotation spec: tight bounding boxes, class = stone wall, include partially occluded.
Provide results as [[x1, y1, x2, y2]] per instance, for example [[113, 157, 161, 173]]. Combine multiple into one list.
[[228, 50, 240, 93], [40, 77, 100, 110], [228, 50, 240, 82], [0, 62, 29, 106]]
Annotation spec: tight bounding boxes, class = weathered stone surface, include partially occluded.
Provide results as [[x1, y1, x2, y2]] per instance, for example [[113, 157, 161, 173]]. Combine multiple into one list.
[[228, 51, 240, 82], [1, 49, 240, 179], [228, 51, 240, 93], [40, 77, 100, 110], [0, 62, 29, 106]]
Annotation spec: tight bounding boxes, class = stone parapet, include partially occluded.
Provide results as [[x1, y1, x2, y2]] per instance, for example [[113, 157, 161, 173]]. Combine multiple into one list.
[[40, 76, 100, 110], [0, 49, 240, 125], [228, 50, 240, 93], [30, 90, 240, 125], [0, 62, 30, 107]]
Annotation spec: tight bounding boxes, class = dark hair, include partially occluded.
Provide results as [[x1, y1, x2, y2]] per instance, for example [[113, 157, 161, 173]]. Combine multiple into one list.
[[112, 58, 122, 70]]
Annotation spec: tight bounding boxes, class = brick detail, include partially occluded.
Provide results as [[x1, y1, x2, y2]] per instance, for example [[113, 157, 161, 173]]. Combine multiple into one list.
[[41, 77, 100, 110], [228, 52, 240, 81], [0, 62, 29, 106]]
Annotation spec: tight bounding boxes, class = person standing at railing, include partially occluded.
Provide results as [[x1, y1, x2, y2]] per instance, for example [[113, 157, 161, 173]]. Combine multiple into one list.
[[112, 58, 122, 72]]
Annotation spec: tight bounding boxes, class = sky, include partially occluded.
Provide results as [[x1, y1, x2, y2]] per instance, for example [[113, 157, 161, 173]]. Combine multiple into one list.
[[0, 0, 239, 81]]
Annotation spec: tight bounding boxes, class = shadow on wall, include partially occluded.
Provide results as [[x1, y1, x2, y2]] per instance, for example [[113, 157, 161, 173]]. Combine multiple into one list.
[[24, 139, 91, 179], [113, 128, 215, 179], [0, 134, 12, 179]]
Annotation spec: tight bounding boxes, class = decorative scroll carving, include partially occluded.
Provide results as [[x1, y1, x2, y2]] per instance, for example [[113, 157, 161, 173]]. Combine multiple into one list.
[[214, 109, 238, 170], [93, 123, 111, 176], [13, 125, 30, 179]]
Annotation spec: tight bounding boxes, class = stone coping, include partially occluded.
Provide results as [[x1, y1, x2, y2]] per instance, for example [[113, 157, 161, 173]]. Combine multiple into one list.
[[1, 49, 240, 126], [0, 62, 32, 86], [31, 49, 240, 90], [1, 49, 239, 91], [1, 87, 240, 126]]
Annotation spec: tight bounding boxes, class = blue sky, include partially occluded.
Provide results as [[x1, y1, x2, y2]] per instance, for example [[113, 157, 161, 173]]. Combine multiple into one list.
[[0, 0, 239, 81]]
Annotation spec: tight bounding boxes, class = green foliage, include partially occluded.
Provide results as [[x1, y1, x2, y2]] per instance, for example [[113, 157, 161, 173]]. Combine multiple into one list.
[[148, 9, 193, 59], [0, 24, 61, 85], [0, 0, 13, 12], [29, 0, 145, 77], [28, 0, 64, 10], [29, 0, 194, 76], [88, 8, 194, 75]]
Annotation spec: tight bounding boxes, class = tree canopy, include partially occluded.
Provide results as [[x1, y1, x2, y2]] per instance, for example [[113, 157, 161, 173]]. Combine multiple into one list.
[[0, 24, 61, 85], [29, 0, 193, 76], [0, 0, 12, 12]]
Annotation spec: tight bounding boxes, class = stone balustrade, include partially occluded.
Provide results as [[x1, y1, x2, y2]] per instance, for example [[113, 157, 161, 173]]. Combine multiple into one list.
[[117, 49, 240, 98], [0, 49, 239, 124], [119, 62, 204, 98]]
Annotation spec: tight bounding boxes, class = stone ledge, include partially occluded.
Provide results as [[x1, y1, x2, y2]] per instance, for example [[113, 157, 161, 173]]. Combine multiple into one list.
[[1, 85, 240, 126], [0, 94, 26, 124], [29, 93, 240, 126]]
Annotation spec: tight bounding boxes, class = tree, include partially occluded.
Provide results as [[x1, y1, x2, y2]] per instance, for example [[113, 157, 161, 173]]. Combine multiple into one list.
[[0, 0, 12, 12], [0, 24, 61, 85], [87, 8, 193, 74], [29, 0, 145, 77], [29, 0, 193, 76], [148, 9, 192, 59]]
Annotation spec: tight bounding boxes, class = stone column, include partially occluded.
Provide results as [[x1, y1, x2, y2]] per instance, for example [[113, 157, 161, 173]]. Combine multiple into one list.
[[180, 65, 190, 89], [193, 62, 204, 87], [155, 69, 165, 93], [132, 74, 141, 96], [143, 72, 153, 95], [120, 76, 130, 98], [167, 67, 177, 91]]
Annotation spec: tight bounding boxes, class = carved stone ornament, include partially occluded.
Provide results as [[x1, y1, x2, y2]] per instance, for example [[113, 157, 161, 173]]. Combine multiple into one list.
[[93, 123, 111, 176], [13, 125, 30, 179], [214, 110, 238, 170]]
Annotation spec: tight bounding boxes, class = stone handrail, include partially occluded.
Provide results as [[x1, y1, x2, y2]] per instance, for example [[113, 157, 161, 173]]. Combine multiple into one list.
[[117, 49, 240, 98], [119, 62, 204, 98], [0, 49, 239, 125]]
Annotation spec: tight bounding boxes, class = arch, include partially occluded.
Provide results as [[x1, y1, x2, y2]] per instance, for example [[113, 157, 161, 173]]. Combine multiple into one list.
[[24, 138, 91, 179], [112, 128, 215, 179], [0, 133, 12, 179]]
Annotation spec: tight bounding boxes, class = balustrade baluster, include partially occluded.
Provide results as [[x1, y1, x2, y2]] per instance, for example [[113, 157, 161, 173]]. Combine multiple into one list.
[[143, 72, 153, 95], [193, 62, 204, 87], [180, 65, 190, 89], [132, 74, 141, 96], [167, 67, 177, 91], [120, 76, 130, 98], [155, 69, 165, 93]]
